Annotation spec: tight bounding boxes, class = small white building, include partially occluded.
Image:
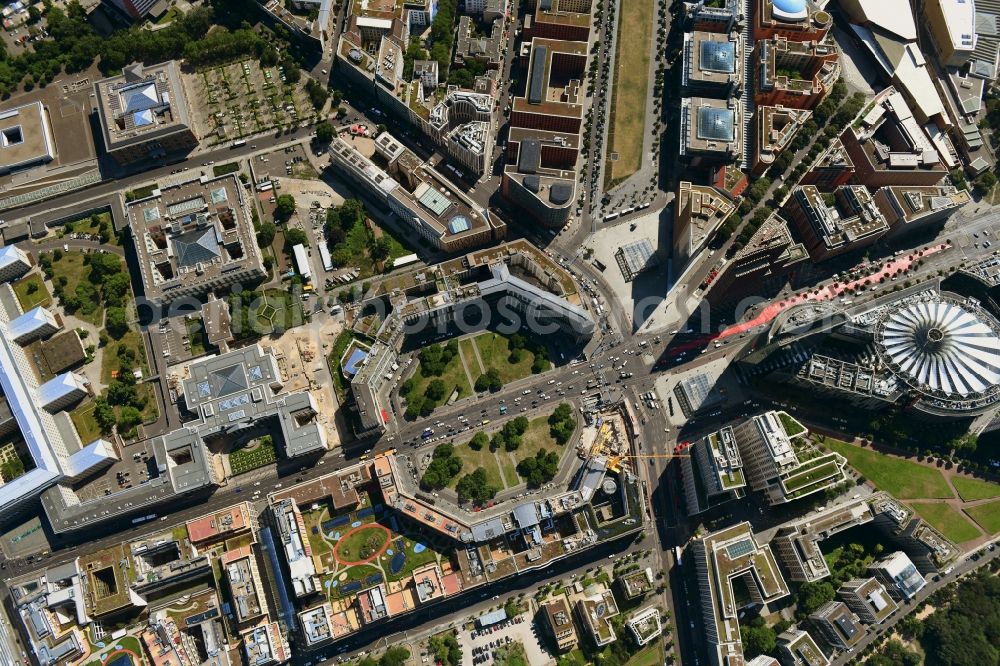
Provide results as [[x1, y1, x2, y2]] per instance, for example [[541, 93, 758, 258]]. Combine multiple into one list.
[[8, 306, 59, 345], [626, 606, 663, 646], [0, 245, 31, 282], [292, 243, 311, 282], [38, 372, 88, 413]]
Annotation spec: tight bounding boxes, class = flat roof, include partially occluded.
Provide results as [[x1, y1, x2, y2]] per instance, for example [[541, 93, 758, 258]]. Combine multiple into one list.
[[94, 61, 192, 151], [0, 101, 53, 174]]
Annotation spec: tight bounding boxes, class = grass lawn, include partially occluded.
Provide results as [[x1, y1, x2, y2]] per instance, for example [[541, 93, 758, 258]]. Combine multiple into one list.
[[48, 251, 104, 326], [510, 414, 561, 466], [952, 476, 1000, 502], [409, 346, 472, 411], [459, 337, 483, 375], [474, 332, 536, 384], [965, 499, 1000, 535], [450, 442, 507, 490], [70, 401, 103, 443], [605, 0, 652, 184], [334, 525, 388, 562], [909, 502, 981, 543], [229, 437, 277, 476], [822, 438, 953, 499], [12, 274, 51, 310], [381, 534, 441, 582], [100, 329, 150, 385], [626, 644, 665, 666]]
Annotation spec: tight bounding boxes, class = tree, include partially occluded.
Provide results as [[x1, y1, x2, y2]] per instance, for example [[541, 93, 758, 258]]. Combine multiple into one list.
[[94, 396, 116, 432], [796, 581, 835, 616], [89, 252, 122, 281], [284, 227, 307, 248], [517, 449, 560, 487], [475, 367, 502, 392], [257, 221, 276, 248], [469, 431, 489, 450], [274, 194, 296, 221], [426, 378, 447, 402], [740, 618, 776, 658], [103, 272, 131, 308], [105, 306, 129, 339], [118, 405, 142, 429], [548, 403, 576, 444], [380, 647, 410, 666], [369, 235, 392, 263], [428, 634, 461, 666], [456, 467, 498, 503], [315, 120, 334, 143]]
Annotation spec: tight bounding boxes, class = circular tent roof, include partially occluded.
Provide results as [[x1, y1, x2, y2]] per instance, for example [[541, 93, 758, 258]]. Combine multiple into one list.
[[876, 296, 1000, 400], [771, 0, 808, 20]]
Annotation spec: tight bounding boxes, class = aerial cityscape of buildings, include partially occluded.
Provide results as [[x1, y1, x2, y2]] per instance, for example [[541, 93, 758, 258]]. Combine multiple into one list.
[[0, 0, 998, 664]]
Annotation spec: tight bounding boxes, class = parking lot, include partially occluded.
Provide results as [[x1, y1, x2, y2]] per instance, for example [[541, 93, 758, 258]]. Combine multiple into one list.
[[457, 610, 551, 666]]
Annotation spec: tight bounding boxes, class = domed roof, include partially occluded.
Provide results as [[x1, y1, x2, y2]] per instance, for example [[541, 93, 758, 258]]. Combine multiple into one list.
[[876, 296, 1000, 399], [772, 0, 806, 12], [771, 0, 808, 20]]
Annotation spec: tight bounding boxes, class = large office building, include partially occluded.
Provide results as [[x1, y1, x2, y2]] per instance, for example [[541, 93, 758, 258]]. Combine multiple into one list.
[[800, 138, 855, 189], [839, 87, 949, 189], [752, 105, 812, 176], [773, 499, 876, 583], [0, 272, 118, 521], [94, 61, 197, 165], [680, 425, 747, 515], [808, 601, 865, 653], [673, 181, 735, 267], [0, 101, 54, 175], [709, 212, 807, 301], [686, 0, 746, 34], [872, 184, 970, 239], [502, 36, 587, 227], [838, 578, 897, 625], [741, 287, 1000, 423], [728, 411, 847, 505], [776, 627, 830, 666], [754, 37, 840, 110], [680, 96, 744, 165], [840, 0, 948, 126], [925, 0, 977, 67], [682, 31, 745, 96], [781, 184, 889, 261], [174, 344, 327, 458], [692, 522, 789, 666], [540, 597, 578, 652], [0, 245, 31, 283], [869, 552, 927, 601], [328, 134, 505, 253], [753, 0, 832, 42], [126, 174, 267, 308]]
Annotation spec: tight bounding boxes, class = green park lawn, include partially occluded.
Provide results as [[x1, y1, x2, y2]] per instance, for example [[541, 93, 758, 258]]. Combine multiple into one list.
[[334, 525, 388, 563], [100, 329, 150, 385], [474, 332, 537, 384], [822, 438, 953, 499], [511, 414, 563, 465], [12, 274, 51, 310], [459, 338, 481, 374], [909, 502, 981, 543], [409, 346, 472, 411], [952, 476, 1000, 502], [450, 440, 509, 490], [625, 644, 665, 666], [965, 499, 1000, 535], [48, 251, 104, 326]]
